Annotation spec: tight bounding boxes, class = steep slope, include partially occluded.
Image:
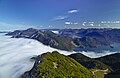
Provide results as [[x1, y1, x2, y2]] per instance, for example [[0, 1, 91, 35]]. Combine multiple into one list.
[[69, 53, 112, 71], [73, 32, 111, 49], [6, 28, 76, 51], [96, 53, 120, 78], [105, 69, 120, 78], [69, 53, 120, 78], [59, 29, 120, 51], [22, 51, 96, 78], [96, 53, 120, 71]]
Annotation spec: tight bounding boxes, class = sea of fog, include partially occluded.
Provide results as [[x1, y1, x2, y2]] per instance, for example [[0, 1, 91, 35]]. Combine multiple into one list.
[[0, 33, 118, 78]]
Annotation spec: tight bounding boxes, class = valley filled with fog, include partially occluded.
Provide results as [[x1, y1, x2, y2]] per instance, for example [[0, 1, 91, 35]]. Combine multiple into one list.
[[0, 33, 118, 78]]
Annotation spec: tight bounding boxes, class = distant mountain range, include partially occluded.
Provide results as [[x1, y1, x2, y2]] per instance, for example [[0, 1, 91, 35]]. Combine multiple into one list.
[[57, 28, 120, 51], [6, 28, 120, 52], [0, 31, 9, 33], [6, 28, 75, 51]]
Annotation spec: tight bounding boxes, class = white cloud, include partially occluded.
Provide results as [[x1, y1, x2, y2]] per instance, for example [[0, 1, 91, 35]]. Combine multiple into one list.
[[48, 25, 53, 28], [82, 23, 85, 26], [82, 22, 86, 26], [98, 24, 101, 27], [81, 51, 118, 58], [68, 9, 79, 14], [54, 16, 68, 20], [89, 22, 94, 23], [115, 21, 120, 23], [52, 31, 59, 34], [65, 22, 71, 25], [40, 25, 43, 27], [90, 24, 94, 26], [74, 22, 78, 25], [65, 22, 79, 25]]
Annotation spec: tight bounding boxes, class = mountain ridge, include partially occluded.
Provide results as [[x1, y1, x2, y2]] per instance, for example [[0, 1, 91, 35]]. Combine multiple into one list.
[[21, 51, 96, 78], [21, 51, 120, 78], [6, 28, 120, 52]]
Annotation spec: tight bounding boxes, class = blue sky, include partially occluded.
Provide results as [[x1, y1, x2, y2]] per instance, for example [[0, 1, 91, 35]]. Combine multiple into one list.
[[0, 0, 120, 30]]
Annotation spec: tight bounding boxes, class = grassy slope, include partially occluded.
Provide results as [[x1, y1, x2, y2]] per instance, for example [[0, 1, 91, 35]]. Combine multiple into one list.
[[35, 51, 96, 78], [94, 71, 104, 78]]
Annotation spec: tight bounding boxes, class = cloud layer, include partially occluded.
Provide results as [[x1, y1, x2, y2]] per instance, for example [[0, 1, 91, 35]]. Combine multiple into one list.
[[0, 33, 77, 78]]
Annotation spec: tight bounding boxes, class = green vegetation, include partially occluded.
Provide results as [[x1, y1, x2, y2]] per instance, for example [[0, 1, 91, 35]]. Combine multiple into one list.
[[95, 71, 104, 78], [91, 69, 104, 78], [35, 51, 96, 78], [23, 52, 120, 78]]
